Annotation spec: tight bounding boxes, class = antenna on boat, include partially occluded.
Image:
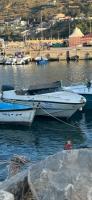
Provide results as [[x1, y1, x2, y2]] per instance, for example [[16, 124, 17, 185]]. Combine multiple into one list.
[[60, 80, 63, 88]]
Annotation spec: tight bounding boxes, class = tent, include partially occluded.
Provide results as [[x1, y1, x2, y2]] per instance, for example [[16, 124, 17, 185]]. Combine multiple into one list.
[[69, 27, 84, 37]]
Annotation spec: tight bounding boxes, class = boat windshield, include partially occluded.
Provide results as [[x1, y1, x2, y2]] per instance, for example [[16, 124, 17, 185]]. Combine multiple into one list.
[[15, 81, 62, 95], [15, 87, 61, 95]]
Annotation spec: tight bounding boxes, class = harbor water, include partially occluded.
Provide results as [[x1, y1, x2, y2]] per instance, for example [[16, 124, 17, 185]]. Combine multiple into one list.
[[0, 60, 92, 180]]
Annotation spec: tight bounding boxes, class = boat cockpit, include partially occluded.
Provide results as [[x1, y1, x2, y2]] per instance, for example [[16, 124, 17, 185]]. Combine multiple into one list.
[[1, 81, 62, 96]]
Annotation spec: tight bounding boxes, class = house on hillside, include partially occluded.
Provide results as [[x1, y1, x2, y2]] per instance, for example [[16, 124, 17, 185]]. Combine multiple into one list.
[[54, 13, 71, 22], [36, 22, 50, 33], [48, 0, 57, 6]]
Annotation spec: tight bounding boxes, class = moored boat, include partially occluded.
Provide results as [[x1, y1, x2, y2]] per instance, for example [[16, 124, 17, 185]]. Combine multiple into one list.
[[5, 56, 17, 65], [0, 101, 36, 125], [0, 55, 5, 64], [0, 82, 86, 118], [5, 55, 31, 65], [35, 56, 48, 65], [16, 55, 31, 65], [63, 81, 92, 110]]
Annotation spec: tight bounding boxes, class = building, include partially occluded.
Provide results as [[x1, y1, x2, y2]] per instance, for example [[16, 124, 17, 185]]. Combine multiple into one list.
[[54, 13, 71, 22], [69, 27, 92, 47], [69, 27, 84, 47]]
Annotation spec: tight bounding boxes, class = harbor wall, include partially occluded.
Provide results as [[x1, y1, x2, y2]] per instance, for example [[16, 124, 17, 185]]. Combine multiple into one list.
[[4, 41, 92, 61]]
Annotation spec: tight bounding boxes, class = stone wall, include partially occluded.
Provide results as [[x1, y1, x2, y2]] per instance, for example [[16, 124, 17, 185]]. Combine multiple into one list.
[[4, 41, 92, 60]]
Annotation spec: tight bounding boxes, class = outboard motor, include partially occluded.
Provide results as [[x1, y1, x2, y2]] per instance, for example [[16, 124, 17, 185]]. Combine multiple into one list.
[[1, 85, 14, 91]]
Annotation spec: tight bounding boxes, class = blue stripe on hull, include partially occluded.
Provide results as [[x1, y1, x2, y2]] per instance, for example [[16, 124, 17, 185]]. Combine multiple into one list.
[[0, 102, 32, 111]]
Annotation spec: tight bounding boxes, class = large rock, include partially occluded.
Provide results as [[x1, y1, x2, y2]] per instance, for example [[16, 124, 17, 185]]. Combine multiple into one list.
[[0, 190, 14, 200], [28, 149, 92, 200], [0, 170, 28, 200]]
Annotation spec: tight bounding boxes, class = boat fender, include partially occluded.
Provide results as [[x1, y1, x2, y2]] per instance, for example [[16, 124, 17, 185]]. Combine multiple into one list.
[[79, 107, 82, 111], [80, 97, 85, 103]]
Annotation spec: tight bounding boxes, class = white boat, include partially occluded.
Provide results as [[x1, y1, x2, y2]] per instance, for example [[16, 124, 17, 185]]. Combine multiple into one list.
[[0, 101, 36, 125], [0, 82, 86, 118], [63, 81, 92, 110], [0, 55, 5, 64], [5, 55, 31, 65], [5, 56, 17, 65], [16, 55, 31, 65], [35, 56, 48, 61]]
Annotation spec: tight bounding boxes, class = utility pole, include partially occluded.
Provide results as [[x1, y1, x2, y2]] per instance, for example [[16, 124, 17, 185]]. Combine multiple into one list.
[[88, 16, 92, 34], [50, 29, 52, 40], [40, 10, 43, 40], [69, 20, 71, 36], [58, 31, 60, 40], [90, 19, 91, 34]]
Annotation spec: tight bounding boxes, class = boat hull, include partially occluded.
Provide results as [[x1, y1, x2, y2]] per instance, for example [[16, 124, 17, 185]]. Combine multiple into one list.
[[63, 85, 92, 110], [0, 101, 36, 124], [14, 100, 84, 118], [35, 102, 84, 118], [2, 89, 86, 118], [36, 60, 48, 65], [0, 109, 35, 124]]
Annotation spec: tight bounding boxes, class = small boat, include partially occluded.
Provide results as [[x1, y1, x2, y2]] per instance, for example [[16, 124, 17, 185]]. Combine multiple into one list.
[[63, 81, 92, 110], [0, 101, 36, 125], [70, 55, 79, 61], [5, 56, 17, 65], [0, 55, 5, 64], [13, 52, 31, 65], [16, 56, 31, 65], [0, 82, 86, 118], [35, 56, 48, 65]]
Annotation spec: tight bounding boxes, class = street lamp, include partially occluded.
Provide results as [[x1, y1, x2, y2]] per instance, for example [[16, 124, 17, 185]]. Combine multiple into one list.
[[88, 16, 92, 34], [58, 31, 60, 40], [69, 20, 71, 36], [90, 19, 91, 34]]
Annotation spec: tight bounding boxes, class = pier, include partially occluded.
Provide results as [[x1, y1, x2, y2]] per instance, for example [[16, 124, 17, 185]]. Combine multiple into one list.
[[4, 40, 92, 61]]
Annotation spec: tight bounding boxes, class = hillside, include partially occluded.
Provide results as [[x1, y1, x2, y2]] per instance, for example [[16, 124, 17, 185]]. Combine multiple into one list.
[[0, 0, 91, 21], [0, 0, 59, 20], [0, 0, 92, 40]]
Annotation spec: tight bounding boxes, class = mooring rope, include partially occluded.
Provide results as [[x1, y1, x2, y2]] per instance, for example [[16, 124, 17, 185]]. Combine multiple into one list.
[[40, 106, 81, 130]]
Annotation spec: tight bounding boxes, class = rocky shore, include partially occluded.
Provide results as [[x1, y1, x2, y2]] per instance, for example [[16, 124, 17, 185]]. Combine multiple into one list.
[[0, 148, 92, 200]]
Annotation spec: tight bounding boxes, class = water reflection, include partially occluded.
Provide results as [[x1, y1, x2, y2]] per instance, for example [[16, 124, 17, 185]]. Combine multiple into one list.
[[80, 111, 92, 147], [0, 61, 92, 88], [0, 61, 92, 180], [0, 110, 91, 180]]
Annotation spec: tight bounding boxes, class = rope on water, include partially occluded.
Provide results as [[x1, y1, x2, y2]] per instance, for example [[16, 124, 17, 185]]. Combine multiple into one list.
[[40, 107, 81, 130]]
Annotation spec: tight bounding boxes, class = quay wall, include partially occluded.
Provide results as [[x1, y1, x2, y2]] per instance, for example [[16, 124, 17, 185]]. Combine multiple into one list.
[[4, 41, 92, 60]]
